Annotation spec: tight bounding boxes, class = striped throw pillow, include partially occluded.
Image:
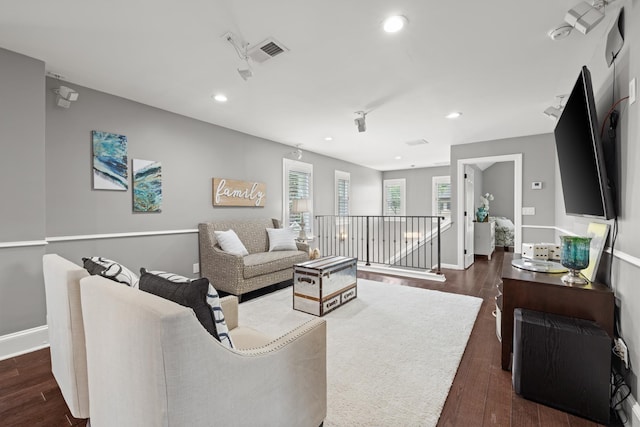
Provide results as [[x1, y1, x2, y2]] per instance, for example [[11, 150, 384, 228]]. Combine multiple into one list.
[[266, 227, 298, 252]]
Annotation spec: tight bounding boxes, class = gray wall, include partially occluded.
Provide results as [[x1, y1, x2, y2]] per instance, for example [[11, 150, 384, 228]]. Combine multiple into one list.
[[382, 165, 456, 265], [0, 48, 46, 335], [43, 77, 382, 277], [555, 0, 639, 398], [449, 133, 558, 265], [0, 46, 382, 337], [483, 162, 515, 219], [383, 165, 450, 216]]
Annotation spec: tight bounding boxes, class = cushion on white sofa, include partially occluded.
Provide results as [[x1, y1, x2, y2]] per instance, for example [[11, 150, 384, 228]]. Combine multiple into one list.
[[139, 269, 233, 349], [82, 256, 140, 287]]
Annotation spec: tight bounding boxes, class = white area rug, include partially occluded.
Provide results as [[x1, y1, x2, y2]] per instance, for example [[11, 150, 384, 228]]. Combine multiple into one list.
[[239, 279, 482, 427]]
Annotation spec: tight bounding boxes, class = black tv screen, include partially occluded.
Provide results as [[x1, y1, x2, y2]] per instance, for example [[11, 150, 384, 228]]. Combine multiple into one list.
[[554, 66, 616, 219]]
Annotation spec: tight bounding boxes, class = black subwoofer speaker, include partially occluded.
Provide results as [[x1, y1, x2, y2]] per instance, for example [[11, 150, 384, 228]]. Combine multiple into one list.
[[513, 308, 611, 424]]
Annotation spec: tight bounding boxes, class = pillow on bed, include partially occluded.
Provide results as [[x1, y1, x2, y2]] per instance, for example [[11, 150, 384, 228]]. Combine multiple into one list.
[[494, 217, 515, 229]]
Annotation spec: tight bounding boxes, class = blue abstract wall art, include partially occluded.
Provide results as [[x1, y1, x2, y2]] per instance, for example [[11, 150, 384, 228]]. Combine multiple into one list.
[[133, 159, 162, 212], [92, 130, 128, 190]]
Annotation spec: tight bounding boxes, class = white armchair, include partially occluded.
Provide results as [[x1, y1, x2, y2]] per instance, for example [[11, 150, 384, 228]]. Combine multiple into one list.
[[80, 275, 327, 427], [42, 254, 91, 420]]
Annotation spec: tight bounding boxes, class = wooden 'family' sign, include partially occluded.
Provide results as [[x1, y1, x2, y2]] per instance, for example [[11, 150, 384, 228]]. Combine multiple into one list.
[[212, 178, 266, 207]]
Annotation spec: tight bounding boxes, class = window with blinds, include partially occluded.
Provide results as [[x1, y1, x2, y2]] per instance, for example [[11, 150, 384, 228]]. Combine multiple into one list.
[[383, 179, 406, 216], [335, 170, 350, 216], [432, 176, 451, 219], [289, 170, 311, 230], [283, 159, 313, 234]]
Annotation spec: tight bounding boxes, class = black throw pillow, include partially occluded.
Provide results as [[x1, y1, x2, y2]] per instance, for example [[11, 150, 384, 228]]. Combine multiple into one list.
[[138, 269, 220, 341], [83, 258, 107, 275]]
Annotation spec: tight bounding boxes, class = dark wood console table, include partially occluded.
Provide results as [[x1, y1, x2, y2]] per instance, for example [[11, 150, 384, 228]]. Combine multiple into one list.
[[501, 253, 614, 370]]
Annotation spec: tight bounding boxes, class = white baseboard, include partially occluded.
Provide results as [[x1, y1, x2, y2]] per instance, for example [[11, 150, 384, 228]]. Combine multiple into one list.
[[622, 393, 640, 426], [0, 325, 49, 361], [358, 263, 447, 282]]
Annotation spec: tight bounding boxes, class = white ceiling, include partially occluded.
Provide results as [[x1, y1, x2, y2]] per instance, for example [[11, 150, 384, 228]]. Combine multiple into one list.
[[0, 0, 620, 170]]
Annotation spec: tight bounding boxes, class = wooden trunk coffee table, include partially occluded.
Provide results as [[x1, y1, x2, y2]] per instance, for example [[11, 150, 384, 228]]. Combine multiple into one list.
[[293, 256, 357, 316]]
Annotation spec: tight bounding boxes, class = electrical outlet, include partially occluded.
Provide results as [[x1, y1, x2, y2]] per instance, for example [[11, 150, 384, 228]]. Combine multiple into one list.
[[522, 207, 536, 215], [615, 338, 629, 369], [630, 78, 637, 105], [193, 263, 200, 274]]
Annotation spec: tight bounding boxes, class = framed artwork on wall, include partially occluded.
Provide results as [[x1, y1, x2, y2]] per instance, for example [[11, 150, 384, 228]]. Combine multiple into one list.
[[581, 222, 610, 282], [212, 177, 266, 207], [92, 130, 128, 190], [133, 159, 162, 212]]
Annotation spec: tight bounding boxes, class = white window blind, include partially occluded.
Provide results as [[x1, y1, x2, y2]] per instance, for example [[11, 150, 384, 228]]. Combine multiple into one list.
[[432, 176, 451, 219], [283, 159, 313, 234], [335, 170, 350, 216], [383, 179, 406, 216]]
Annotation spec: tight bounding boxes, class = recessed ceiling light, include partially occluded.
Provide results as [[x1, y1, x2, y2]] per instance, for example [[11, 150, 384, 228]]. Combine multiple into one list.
[[395, 156, 402, 160], [383, 15, 408, 33], [446, 112, 462, 119], [213, 94, 228, 103], [324, 136, 333, 141]]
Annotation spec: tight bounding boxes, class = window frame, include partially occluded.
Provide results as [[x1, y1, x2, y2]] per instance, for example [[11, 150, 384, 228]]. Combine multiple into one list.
[[283, 158, 314, 235], [335, 170, 350, 217], [383, 178, 406, 217], [432, 175, 451, 220]]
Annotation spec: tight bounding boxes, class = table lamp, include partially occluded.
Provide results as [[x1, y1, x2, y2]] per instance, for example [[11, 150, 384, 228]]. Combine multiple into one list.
[[560, 235, 592, 284], [292, 199, 310, 240]]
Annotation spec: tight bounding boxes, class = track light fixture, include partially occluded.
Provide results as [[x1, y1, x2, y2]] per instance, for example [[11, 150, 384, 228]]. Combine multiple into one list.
[[565, 1, 604, 34], [354, 111, 367, 133], [549, 1, 615, 40], [223, 31, 253, 81], [287, 144, 303, 160], [53, 85, 79, 109], [544, 95, 567, 120]]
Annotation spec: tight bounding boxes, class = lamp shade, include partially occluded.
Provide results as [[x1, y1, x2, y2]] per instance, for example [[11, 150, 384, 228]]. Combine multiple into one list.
[[292, 199, 310, 213]]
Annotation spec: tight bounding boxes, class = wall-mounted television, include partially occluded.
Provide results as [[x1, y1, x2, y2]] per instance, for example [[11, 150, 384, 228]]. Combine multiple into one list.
[[554, 66, 616, 220]]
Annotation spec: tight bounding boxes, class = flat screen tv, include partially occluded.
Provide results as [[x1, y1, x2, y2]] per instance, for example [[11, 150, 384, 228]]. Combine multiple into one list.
[[554, 66, 616, 219]]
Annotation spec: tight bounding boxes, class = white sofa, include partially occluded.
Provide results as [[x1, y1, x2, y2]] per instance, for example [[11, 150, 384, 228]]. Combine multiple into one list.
[[80, 273, 327, 427]]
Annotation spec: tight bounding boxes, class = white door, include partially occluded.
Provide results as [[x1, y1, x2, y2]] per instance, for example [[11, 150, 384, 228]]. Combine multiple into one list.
[[464, 165, 475, 268]]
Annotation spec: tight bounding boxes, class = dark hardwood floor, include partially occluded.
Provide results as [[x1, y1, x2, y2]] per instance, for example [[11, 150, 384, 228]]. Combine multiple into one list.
[[0, 250, 612, 426]]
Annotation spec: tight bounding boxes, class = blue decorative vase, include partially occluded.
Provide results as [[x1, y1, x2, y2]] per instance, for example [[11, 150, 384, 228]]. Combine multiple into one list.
[[476, 207, 488, 222], [560, 236, 591, 284]]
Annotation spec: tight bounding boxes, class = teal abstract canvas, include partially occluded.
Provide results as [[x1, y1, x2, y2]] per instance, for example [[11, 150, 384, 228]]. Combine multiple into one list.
[[133, 159, 162, 212], [92, 130, 128, 190]]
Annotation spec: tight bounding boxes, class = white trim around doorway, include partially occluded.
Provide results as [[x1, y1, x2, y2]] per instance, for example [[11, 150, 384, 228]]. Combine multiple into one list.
[[456, 154, 522, 269]]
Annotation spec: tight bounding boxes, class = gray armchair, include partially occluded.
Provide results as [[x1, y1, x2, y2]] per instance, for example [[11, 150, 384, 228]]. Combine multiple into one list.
[[199, 219, 309, 298]]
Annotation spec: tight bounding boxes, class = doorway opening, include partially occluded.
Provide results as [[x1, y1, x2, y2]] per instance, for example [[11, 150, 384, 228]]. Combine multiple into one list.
[[456, 154, 522, 269]]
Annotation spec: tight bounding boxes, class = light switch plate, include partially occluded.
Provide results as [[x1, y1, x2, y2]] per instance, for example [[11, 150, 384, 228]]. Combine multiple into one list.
[[193, 263, 200, 274], [630, 78, 637, 105], [522, 207, 536, 216]]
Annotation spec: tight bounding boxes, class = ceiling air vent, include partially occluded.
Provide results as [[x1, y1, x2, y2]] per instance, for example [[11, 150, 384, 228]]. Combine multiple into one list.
[[248, 38, 289, 63], [405, 139, 429, 146]]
